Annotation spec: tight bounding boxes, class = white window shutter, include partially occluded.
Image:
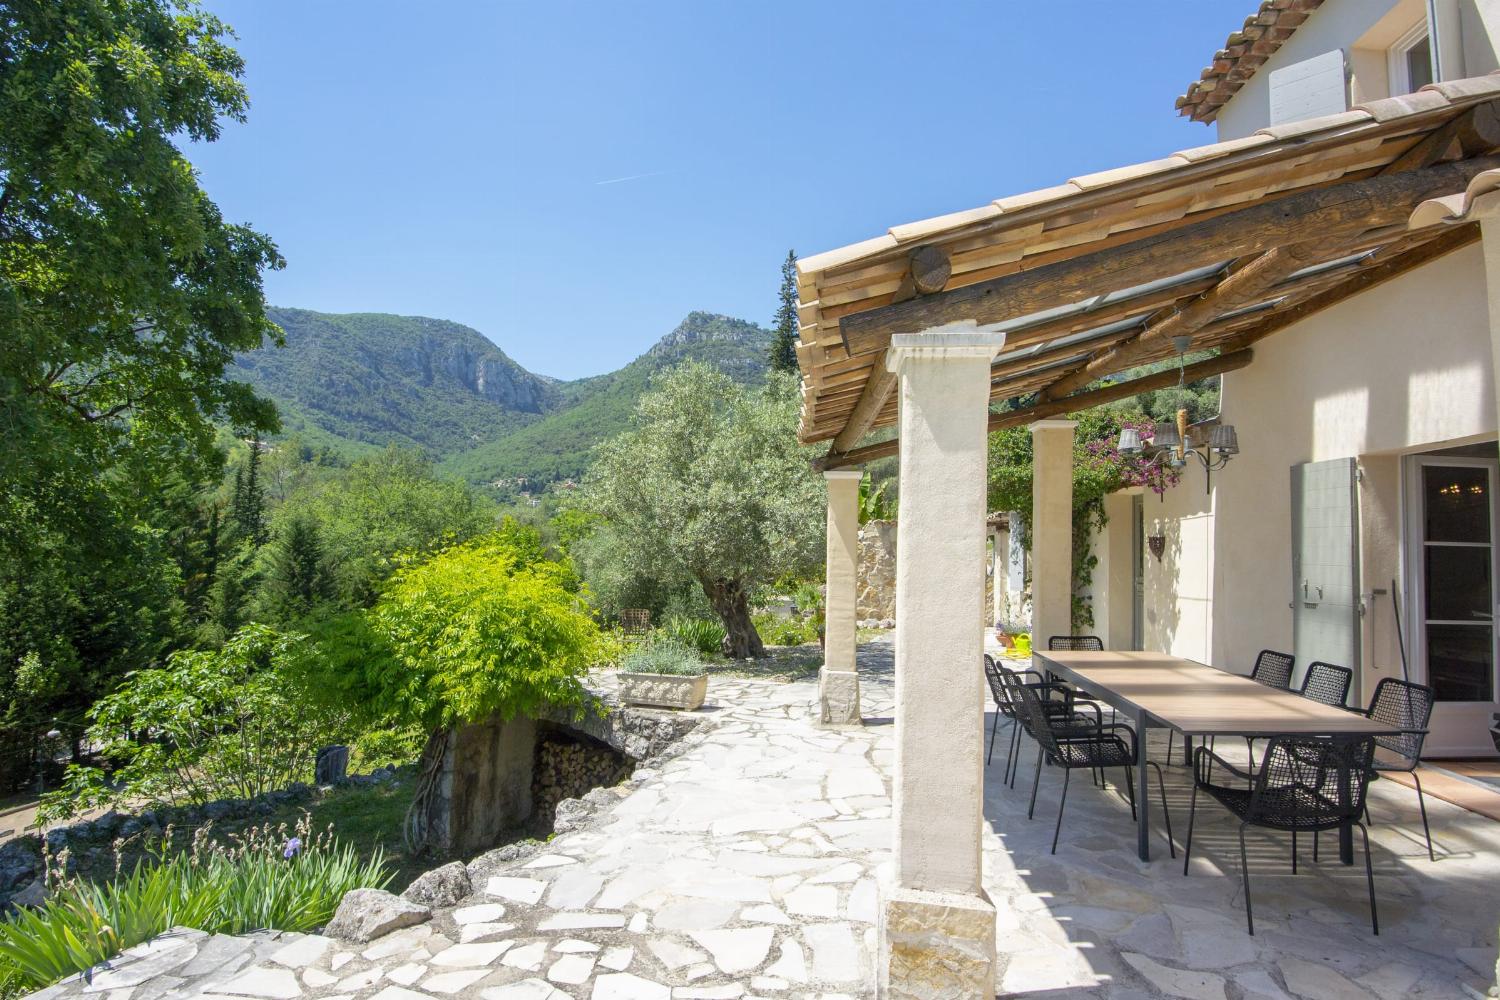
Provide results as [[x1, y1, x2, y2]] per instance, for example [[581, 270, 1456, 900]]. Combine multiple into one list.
[[1269, 49, 1350, 126]]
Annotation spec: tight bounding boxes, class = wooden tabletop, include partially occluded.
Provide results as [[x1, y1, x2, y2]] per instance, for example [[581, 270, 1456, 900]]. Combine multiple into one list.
[[1035, 650, 1401, 737]]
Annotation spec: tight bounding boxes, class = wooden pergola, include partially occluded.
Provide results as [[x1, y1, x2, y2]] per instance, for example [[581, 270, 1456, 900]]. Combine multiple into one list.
[[795, 77, 1500, 469]]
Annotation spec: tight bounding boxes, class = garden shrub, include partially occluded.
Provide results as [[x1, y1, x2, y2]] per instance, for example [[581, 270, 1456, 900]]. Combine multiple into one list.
[[0, 818, 388, 996], [620, 637, 704, 676], [38, 625, 339, 824], [751, 612, 817, 647], [660, 617, 727, 657]]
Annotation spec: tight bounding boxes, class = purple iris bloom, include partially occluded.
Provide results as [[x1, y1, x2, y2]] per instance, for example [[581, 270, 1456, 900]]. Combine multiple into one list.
[[282, 837, 302, 860]]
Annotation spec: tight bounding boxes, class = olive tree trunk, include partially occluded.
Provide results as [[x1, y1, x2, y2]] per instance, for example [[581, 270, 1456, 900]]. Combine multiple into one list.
[[699, 576, 766, 659]]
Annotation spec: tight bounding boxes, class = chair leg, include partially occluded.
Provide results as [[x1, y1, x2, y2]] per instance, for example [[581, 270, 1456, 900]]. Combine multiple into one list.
[[1291, 830, 1297, 874], [1358, 821, 1379, 935], [1149, 761, 1175, 859], [1238, 822, 1255, 936], [1412, 770, 1435, 862], [1120, 765, 1137, 820], [1313, 829, 1319, 863], [1182, 783, 1199, 876], [1245, 736, 1256, 773], [987, 711, 999, 765], [1027, 747, 1044, 820], [1166, 730, 1174, 767], [1051, 768, 1072, 854], [1005, 724, 1021, 786]]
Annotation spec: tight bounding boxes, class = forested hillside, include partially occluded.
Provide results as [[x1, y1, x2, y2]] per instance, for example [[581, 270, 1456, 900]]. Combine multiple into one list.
[[233, 309, 773, 484]]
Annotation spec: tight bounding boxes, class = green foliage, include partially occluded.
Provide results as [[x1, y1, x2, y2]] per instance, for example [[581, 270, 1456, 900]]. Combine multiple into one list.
[[769, 251, 799, 374], [577, 363, 824, 657], [751, 612, 818, 647], [0, 821, 389, 995], [251, 513, 335, 627], [1, 0, 283, 530], [38, 625, 333, 822], [276, 448, 496, 608], [660, 617, 727, 657], [621, 637, 704, 676], [857, 473, 895, 524], [301, 533, 601, 733]]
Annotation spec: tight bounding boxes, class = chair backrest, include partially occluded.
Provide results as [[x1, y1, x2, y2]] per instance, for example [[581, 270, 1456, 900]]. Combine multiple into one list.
[[1005, 673, 1062, 756], [982, 654, 1008, 713], [1249, 649, 1294, 689], [1251, 736, 1376, 825], [1300, 661, 1353, 707], [1048, 635, 1103, 651], [1366, 677, 1435, 765]]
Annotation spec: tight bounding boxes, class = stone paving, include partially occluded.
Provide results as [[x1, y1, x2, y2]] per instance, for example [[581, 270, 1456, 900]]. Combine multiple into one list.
[[29, 635, 1500, 999]]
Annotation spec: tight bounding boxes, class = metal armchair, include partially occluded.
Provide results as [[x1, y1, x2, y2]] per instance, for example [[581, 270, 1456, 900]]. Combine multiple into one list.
[[1182, 734, 1379, 935], [1360, 677, 1436, 861], [1010, 678, 1174, 856]]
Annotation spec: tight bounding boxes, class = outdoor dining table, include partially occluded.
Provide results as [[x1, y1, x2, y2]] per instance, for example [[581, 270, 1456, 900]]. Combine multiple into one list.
[[1035, 650, 1403, 863]]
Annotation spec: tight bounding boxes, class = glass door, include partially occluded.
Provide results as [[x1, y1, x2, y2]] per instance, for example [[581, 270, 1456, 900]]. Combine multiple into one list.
[[1408, 456, 1500, 757]]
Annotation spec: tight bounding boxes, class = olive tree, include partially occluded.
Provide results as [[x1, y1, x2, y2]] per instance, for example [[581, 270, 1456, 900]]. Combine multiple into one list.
[[580, 363, 823, 658]]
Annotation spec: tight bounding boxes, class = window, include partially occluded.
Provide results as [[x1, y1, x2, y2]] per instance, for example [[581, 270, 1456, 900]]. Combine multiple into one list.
[[1389, 22, 1435, 95]]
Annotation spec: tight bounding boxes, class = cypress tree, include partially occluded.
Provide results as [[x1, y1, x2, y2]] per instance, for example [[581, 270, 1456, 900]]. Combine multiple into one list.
[[769, 250, 799, 374]]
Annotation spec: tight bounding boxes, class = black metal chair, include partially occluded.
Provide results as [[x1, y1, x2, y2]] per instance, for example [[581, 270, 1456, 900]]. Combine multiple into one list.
[[1169, 649, 1296, 766], [1048, 635, 1104, 651], [1300, 661, 1353, 707], [1360, 677, 1436, 861], [1010, 677, 1174, 855], [1182, 735, 1379, 935], [994, 662, 1103, 789], [983, 654, 1015, 768]]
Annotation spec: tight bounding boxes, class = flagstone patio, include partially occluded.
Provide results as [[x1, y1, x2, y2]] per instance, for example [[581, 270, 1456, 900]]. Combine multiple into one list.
[[31, 635, 1500, 1000]]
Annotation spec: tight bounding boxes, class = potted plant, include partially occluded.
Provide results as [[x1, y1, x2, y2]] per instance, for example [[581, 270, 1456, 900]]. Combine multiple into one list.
[[618, 636, 709, 711]]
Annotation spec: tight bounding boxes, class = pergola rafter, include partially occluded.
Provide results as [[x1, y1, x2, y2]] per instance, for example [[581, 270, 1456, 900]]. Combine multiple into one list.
[[793, 82, 1500, 468]]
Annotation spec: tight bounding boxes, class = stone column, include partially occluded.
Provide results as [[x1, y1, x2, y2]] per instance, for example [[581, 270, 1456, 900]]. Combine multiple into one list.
[[1030, 419, 1076, 651], [880, 324, 1003, 999], [819, 469, 864, 725], [1006, 511, 1027, 623]]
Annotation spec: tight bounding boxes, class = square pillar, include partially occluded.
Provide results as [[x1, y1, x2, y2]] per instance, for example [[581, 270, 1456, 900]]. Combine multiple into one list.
[[819, 469, 864, 725], [880, 324, 1003, 999], [1030, 420, 1076, 651], [989, 523, 1006, 627]]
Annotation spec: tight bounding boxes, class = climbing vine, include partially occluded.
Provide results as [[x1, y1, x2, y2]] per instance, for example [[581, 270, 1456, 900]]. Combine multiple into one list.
[[987, 408, 1180, 630]]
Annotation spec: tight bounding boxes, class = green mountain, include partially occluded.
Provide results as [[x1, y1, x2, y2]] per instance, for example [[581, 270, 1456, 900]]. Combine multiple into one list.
[[234, 308, 773, 483]]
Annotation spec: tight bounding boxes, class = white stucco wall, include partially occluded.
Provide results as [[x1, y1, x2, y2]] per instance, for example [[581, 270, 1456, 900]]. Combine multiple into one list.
[[1138, 244, 1495, 686], [1216, 0, 1422, 140]]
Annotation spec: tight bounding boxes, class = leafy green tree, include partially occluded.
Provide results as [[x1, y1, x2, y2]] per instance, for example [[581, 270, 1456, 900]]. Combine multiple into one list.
[[579, 363, 823, 657], [230, 440, 269, 547], [278, 448, 496, 608], [38, 625, 332, 821], [252, 513, 334, 627], [768, 250, 799, 374], [0, 0, 284, 513], [295, 532, 602, 850]]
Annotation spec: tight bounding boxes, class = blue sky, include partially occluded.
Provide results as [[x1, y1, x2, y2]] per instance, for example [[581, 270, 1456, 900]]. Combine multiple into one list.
[[192, 1, 1253, 380]]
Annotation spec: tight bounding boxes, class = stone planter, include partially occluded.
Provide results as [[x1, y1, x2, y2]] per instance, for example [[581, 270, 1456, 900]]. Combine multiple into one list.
[[619, 672, 708, 711]]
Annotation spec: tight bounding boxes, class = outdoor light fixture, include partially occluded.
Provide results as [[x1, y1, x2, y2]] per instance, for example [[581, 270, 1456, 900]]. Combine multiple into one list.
[[1116, 340, 1240, 494]]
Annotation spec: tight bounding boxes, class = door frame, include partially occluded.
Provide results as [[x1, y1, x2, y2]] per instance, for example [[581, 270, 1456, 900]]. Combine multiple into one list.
[[1402, 453, 1500, 758]]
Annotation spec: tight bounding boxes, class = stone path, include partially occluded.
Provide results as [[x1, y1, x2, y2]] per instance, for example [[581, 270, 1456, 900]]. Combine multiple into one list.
[[29, 636, 1500, 999]]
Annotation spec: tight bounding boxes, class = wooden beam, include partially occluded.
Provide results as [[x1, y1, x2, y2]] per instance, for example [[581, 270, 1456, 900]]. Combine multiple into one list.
[[1040, 238, 1328, 398], [837, 157, 1500, 356], [830, 363, 896, 452], [1036, 109, 1500, 401], [819, 349, 1256, 470]]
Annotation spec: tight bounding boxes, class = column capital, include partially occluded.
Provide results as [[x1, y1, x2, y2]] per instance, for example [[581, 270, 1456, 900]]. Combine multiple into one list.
[[886, 321, 1006, 374], [823, 469, 864, 482], [1029, 418, 1078, 433]]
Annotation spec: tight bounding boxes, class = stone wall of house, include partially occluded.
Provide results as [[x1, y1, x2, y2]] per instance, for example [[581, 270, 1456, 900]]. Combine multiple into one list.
[[857, 519, 897, 621]]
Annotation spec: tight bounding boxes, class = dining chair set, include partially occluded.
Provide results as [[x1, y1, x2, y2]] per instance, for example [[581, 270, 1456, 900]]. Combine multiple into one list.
[[984, 636, 1438, 935]]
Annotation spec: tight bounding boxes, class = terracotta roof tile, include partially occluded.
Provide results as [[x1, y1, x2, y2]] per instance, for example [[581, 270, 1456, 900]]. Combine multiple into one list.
[[1177, 0, 1326, 124]]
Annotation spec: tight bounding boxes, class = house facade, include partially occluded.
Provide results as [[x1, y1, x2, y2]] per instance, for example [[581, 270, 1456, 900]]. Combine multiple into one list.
[[1096, 0, 1500, 756]]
